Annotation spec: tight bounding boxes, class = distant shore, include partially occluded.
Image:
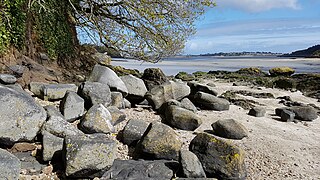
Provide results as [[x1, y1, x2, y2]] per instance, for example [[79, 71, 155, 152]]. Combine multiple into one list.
[[111, 56, 320, 75]]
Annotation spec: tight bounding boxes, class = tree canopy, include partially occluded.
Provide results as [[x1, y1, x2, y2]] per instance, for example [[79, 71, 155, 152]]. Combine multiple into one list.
[[0, 0, 215, 62]]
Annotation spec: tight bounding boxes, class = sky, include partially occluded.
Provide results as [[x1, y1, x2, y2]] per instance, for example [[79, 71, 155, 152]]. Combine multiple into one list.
[[184, 0, 320, 54]]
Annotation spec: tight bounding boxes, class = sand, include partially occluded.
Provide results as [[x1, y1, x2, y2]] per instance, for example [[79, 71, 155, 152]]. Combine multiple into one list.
[[120, 80, 320, 180]]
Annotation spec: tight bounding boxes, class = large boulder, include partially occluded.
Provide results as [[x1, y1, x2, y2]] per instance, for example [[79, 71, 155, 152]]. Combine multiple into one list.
[[190, 133, 247, 179], [248, 107, 266, 117], [193, 92, 230, 111], [0, 149, 21, 180], [165, 105, 202, 131], [29, 82, 47, 97], [180, 98, 198, 113], [78, 81, 112, 108], [42, 106, 83, 138], [79, 104, 115, 134], [188, 82, 218, 96], [269, 67, 295, 76], [110, 92, 124, 109], [0, 74, 17, 84], [101, 159, 179, 180], [142, 68, 168, 90], [120, 75, 148, 104], [88, 64, 128, 96], [64, 134, 117, 178], [145, 81, 190, 110], [41, 84, 78, 101], [136, 122, 182, 160], [289, 106, 318, 121], [60, 91, 85, 122], [107, 106, 126, 126], [0, 85, 47, 145], [211, 119, 248, 140], [42, 130, 64, 162], [180, 150, 206, 178], [122, 119, 150, 145]]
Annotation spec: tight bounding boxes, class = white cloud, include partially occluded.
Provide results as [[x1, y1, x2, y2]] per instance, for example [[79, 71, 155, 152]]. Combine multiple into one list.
[[215, 0, 300, 12]]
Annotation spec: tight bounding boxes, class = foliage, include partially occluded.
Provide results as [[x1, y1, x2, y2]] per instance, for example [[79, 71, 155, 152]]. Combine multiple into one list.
[[73, 0, 215, 62]]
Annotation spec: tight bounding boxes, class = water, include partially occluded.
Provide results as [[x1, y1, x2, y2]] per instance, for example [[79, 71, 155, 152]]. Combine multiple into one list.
[[111, 56, 320, 75]]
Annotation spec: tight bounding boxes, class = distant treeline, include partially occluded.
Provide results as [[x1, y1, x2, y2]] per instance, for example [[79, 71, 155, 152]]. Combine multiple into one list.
[[199, 51, 282, 57], [281, 45, 320, 58]]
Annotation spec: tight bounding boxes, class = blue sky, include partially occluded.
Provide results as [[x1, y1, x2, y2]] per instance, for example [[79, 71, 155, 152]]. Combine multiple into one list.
[[184, 0, 320, 54]]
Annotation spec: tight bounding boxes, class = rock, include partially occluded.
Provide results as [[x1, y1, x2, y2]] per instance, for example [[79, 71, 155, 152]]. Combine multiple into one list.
[[269, 67, 295, 76], [120, 75, 148, 104], [42, 106, 83, 138], [107, 65, 141, 77], [39, 52, 49, 61], [275, 107, 287, 116], [42, 130, 64, 161], [180, 150, 206, 178], [142, 68, 169, 90], [9, 65, 24, 77], [280, 109, 295, 122], [60, 91, 85, 122], [290, 106, 318, 121], [190, 133, 247, 179], [175, 72, 196, 81], [41, 84, 78, 101], [145, 81, 190, 110], [248, 107, 266, 117], [273, 78, 295, 90], [136, 122, 182, 160], [29, 82, 47, 97], [107, 106, 126, 125], [80, 104, 115, 134], [101, 159, 178, 180], [64, 134, 117, 178], [123, 98, 131, 108], [14, 151, 46, 175], [122, 119, 150, 145], [188, 82, 218, 96], [211, 119, 248, 140], [92, 52, 111, 65], [0, 85, 47, 145], [0, 74, 17, 84], [9, 142, 37, 153], [0, 148, 21, 180], [78, 81, 112, 108], [165, 105, 202, 131], [88, 64, 128, 96], [193, 92, 230, 111], [236, 67, 265, 76], [181, 98, 198, 113], [110, 91, 124, 108]]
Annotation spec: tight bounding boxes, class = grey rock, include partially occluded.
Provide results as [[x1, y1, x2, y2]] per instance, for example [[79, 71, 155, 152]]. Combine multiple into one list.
[[88, 64, 128, 96], [60, 91, 85, 122], [78, 81, 112, 108], [165, 105, 202, 131], [123, 98, 131, 108], [80, 104, 115, 134], [0, 85, 47, 145], [92, 52, 111, 65], [290, 106, 318, 121], [39, 53, 49, 61], [0, 74, 17, 84], [145, 81, 190, 110], [188, 82, 218, 96], [42, 106, 83, 138], [180, 150, 206, 178], [121, 74, 148, 104], [111, 92, 124, 109], [193, 92, 230, 111], [0, 149, 21, 180], [275, 107, 287, 116], [41, 84, 78, 101], [280, 109, 295, 122], [14, 151, 46, 175], [42, 130, 64, 162], [136, 122, 182, 160], [64, 133, 117, 178], [248, 107, 266, 117], [190, 133, 247, 179], [142, 68, 169, 90], [9, 65, 24, 77], [29, 82, 47, 97], [122, 119, 149, 145], [101, 159, 178, 180], [181, 98, 198, 113], [211, 119, 248, 140], [107, 106, 126, 125]]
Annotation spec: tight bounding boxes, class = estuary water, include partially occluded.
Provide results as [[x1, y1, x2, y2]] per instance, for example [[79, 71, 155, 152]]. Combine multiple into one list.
[[111, 56, 320, 75]]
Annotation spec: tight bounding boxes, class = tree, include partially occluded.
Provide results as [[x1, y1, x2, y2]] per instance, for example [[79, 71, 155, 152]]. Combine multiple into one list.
[[71, 0, 215, 62], [1, 0, 215, 63]]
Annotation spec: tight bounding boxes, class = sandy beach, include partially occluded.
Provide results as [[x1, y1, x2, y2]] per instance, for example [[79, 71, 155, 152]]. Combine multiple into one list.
[[111, 57, 320, 75]]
